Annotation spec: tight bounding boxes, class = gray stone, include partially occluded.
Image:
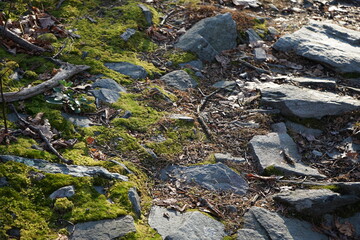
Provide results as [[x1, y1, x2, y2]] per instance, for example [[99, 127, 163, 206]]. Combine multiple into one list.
[[268, 26, 279, 36], [104, 62, 147, 79], [0, 155, 128, 181], [336, 182, 360, 197], [138, 4, 153, 26], [290, 76, 337, 90], [179, 60, 203, 70], [246, 29, 262, 45], [90, 89, 120, 104], [169, 114, 194, 122], [92, 78, 127, 92], [160, 70, 197, 90], [237, 229, 266, 240], [244, 207, 328, 240], [62, 113, 92, 128], [175, 13, 237, 62], [259, 82, 360, 119], [69, 215, 135, 240], [254, 48, 267, 61], [273, 21, 360, 73], [273, 189, 360, 216], [120, 28, 136, 41], [50, 185, 75, 199], [214, 153, 246, 164], [94, 186, 106, 195], [249, 132, 325, 178], [128, 187, 141, 218], [271, 122, 287, 133], [160, 163, 248, 195], [0, 177, 8, 187], [212, 81, 236, 89], [285, 121, 323, 137], [148, 206, 226, 240], [109, 160, 134, 174], [7, 112, 27, 123]]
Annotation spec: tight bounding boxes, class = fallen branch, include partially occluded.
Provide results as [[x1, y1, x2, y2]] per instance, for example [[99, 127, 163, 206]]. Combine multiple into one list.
[[238, 59, 270, 74], [0, 25, 46, 53], [0, 61, 90, 102], [10, 104, 72, 164]]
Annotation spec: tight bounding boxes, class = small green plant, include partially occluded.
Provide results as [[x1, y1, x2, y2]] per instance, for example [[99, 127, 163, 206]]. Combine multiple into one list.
[[46, 80, 92, 113]]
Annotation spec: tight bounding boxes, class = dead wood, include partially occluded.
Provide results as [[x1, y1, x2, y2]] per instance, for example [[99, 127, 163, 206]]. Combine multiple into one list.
[[0, 25, 46, 53], [0, 61, 90, 103], [238, 59, 271, 74]]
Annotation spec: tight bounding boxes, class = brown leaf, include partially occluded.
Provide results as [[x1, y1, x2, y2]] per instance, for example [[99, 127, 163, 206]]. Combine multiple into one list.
[[335, 219, 355, 237], [86, 137, 95, 145]]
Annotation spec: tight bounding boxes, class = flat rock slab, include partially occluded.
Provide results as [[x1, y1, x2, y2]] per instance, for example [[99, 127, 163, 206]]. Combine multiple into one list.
[[260, 82, 360, 119], [249, 132, 325, 178], [104, 62, 147, 79], [92, 78, 127, 92], [90, 89, 120, 104], [290, 76, 337, 90], [148, 206, 226, 240], [69, 215, 135, 240], [160, 163, 248, 195], [50, 185, 75, 199], [160, 70, 198, 90], [62, 113, 92, 128], [273, 189, 360, 216], [243, 207, 328, 240], [0, 155, 128, 181], [285, 121, 323, 138], [175, 13, 237, 62], [273, 21, 360, 73]]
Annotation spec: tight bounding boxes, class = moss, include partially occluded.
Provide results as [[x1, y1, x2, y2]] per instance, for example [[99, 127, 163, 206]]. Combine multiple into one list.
[[223, 236, 237, 240], [54, 198, 74, 213], [0, 137, 56, 161], [120, 220, 162, 239], [263, 165, 283, 176], [23, 70, 38, 79], [37, 33, 58, 43], [309, 184, 341, 192], [165, 50, 197, 66], [111, 93, 163, 132], [61, 142, 100, 166]]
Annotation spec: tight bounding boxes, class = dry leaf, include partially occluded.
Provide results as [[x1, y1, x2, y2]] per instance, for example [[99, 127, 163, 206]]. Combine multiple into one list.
[[335, 219, 355, 237]]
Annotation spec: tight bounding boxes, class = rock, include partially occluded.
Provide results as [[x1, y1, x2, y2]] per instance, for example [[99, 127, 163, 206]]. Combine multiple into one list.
[[246, 29, 262, 45], [273, 189, 360, 216], [109, 159, 134, 174], [94, 186, 106, 195], [92, 78, 127, 92], [214, 153, 246, 164], [175, 13, 237, 62], [49, 185, 75, 199], [273, 21, 360, 73], [90, 89, 121, 104], [212, 81, 236, 89], [179, 60, 203, 70], [6, 228, 21, 239], [249, 132, 325, 178], [285, 121, 323, 138], [128, 187, 141, 219], [232, 0, 261, 7], [160, 70, 197, 90], [121, 110, 132, 119], [138, 4, 153, 26], [0, 177, 8, 187], [237, 229, 266, 240], [243, 207, 328, 240], [290, 76, 337, 90], [120, 28, 136, 41], [0, 155, 128, 181], [336, 182, 360, 197], [254, 48, 267, 61], [69, 215, 135, 240], [160, 163, 248, 195], [169, 114, 194, 122], [268, 26, 279, 36], [259, 82, 360, 119], [62, 113, 92, 128], [7, 112, 27, 123], [104, 62, 147, 79], [271, 122, 287, 133], [148, 206, 226, 240]]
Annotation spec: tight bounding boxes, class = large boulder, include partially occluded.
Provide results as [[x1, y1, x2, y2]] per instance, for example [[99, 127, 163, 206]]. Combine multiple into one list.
[[242, 207, 328, 240], [148, 206, 226, 240], [273, 21, 360, 73], [259, 82, 360, 119], [248, 132, 325, 178], [160, 163, 248, 195], [69, 215, 135, 240], [273, 189, 360, 216], [175, 13, 237, 62]]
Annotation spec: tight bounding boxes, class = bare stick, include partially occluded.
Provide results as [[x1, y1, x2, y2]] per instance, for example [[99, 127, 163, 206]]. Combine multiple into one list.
[[0, 62, 90, 102], [10, 104, 72, 164], [238, 59, 270, 74], [0, 25, 46, 53]]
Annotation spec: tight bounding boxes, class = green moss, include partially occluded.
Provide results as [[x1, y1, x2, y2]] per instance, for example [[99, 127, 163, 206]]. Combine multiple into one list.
[[309, 184, 340, 192], [37, 33, 58, 43], [165, 50, 197, 66], [111, 93, 163, 132], [23, 70, 38, 79], [263, 165, 283, 176], [0, 137, 56, 160], [62, 142, 99, 166], [120, 221, 162, 239], [54, 198, 74, 213]]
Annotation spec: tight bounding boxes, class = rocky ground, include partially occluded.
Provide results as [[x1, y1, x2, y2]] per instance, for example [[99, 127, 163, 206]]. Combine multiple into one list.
[[0, 0, 360, 239]]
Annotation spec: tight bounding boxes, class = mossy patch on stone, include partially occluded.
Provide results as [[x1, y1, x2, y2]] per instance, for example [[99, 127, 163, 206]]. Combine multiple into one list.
[[263, 165, 284, 176]]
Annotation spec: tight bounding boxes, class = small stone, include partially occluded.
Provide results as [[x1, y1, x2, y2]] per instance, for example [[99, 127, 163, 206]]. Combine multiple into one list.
[[90, 89, 121, 104], [120, 28, 136, 41], [285, 121, 323, 138], [138, 4, 153, 26], [312, 150, 323, 157], [94, 186, 106, 195], [6, 228, 21, 239], [62, 113, 92, 128], [128, 187, 141, 218], [169, 114, 194, 122], [50, 185, 75, 199], [0, 177, 8, 187], [92, 78, 127, 92], [105, 62, 147, 79], [212, 81, 236, 89], [246, 29, 262, 45], [214, 153, 246, 164], [271, 122, 287, 133], [121, 110, 132, 119], [179, 60, 204, 70], [160, 70, 198, 90], [254, 48, 267, 61]]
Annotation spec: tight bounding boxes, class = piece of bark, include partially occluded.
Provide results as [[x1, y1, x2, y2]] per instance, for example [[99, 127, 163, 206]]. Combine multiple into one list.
[[0, 25, 46, 53], [0, 62, 90, 102]]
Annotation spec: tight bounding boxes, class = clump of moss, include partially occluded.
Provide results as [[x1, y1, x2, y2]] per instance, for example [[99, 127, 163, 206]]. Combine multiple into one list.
[[23, 70, 38, 79], [37, 33, 58, 43], [54, 198, 74, 213], [263, 165, 283, 176], [165, 50, 197, 66], [309, 184, 340, 192]]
